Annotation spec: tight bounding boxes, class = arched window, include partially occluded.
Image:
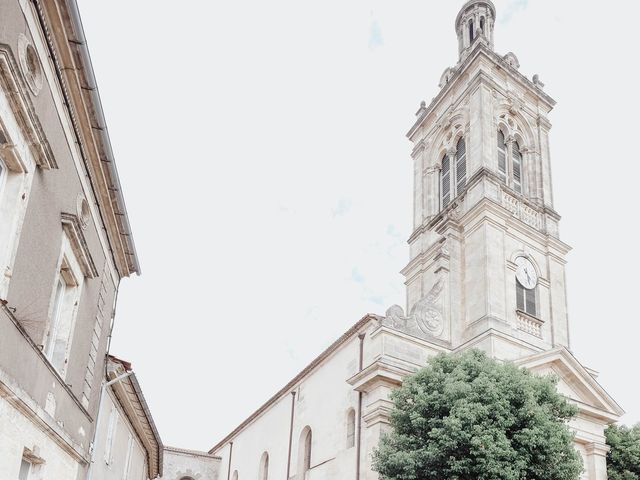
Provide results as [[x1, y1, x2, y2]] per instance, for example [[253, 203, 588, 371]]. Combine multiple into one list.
[[515, 257, 537, 317], [232, 470, 239, 480], [440, 136, 467, 211], [298, 426, 312, 476], [441, 153, 451, 208], [180, 477, 195, 480], [512, 141, 523, 193], [516, 278, 537, 317], [480, 17, 486, 34], [455, 137, 467, 193], [497, 130, 507, 182], [469, 20, 474, 43], [259, 452, 269, 480], [497, 130, 524, 194], [346, 409, 356, 448]]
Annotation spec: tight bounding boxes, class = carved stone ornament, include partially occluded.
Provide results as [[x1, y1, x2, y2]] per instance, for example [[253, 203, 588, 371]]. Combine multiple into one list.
[[380, 278, 445, 339], [18, 34, 43, 96]]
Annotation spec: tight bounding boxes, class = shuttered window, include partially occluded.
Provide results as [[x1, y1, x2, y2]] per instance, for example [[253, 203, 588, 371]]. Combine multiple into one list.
[[456, 138, 467, 193], [497, 130, 507, 182], [516, 280, 537, 317], [441, 154, 451, 208], [512, 142, 523, 193]]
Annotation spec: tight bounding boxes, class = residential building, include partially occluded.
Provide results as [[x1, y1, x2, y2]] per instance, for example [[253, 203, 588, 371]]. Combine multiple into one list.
[[0, 0, 141, 478]]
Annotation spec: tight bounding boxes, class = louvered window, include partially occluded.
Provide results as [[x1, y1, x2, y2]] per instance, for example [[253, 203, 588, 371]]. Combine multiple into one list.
[[516, 281, 537, 317], [456, 138, 467, 193], [497, 130, 507, 182], [512, 142, 522, 193], [441, 154, 451, 208]]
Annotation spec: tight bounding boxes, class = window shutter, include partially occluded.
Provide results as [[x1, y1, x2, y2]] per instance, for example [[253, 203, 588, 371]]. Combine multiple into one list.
[[512, 142, 523, 193], [456, 138, 467, 193], [525, 288, 536, 316], [441, 154, 451, 208], [497, 131, 507, 182], [516, 281, 525, 311]]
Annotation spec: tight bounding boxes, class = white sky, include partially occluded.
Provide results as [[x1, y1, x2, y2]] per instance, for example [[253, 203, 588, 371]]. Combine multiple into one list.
[[76, 0, 640, 450]]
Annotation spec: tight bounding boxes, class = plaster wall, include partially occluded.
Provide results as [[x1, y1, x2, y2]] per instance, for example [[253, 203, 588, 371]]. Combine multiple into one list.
[[90, 390, 150, 480]]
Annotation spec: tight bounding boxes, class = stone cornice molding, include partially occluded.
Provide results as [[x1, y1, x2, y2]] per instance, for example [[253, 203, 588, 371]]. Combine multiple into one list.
[[407, 43, 556, 140], [61, 213, 99, 278], [108, 360, 163, 478], [0, 44, 56, 170], [32, 0, 139, 276]]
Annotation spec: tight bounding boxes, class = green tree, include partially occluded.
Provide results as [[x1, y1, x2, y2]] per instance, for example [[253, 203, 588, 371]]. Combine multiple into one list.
[[606, 424, 640, 480], [373, 350, 582, 480]]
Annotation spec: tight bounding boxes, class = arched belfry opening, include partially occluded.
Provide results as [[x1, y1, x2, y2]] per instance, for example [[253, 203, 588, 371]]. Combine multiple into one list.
[[455, 0, 496, 58]]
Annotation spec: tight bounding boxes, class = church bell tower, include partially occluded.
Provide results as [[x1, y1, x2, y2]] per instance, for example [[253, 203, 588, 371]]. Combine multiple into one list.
[[400, 0, 570, 359]]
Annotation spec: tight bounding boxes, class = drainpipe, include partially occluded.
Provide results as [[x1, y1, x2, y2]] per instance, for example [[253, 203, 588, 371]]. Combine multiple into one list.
[[226, 441, 234, 480], [355, 332, 365, 480], [86, 370, 133, 480], [285, 391, 296, 480]]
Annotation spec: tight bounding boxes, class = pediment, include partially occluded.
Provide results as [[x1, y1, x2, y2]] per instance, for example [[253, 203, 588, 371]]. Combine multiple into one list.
[[514, 347, 624, 422]]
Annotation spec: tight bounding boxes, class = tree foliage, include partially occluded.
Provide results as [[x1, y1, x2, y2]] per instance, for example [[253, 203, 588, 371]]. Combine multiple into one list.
[[606, 424, 640, 480], [373, 350, 582, 480]]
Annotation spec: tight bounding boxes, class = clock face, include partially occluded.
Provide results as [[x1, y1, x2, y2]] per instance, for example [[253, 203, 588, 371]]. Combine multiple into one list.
[[515, 257, 538, 290]]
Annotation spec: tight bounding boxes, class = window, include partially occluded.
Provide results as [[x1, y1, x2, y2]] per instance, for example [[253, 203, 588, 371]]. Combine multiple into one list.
[[456, 138, 467, 193], [346, 409, 356, 448], [231, 470, 238, 480], [44, 255, 80, 375], [18, 458, 31, 480], [298, 427, 312, 476], [516, 280, 537, 317], [123, 434, 134, 479], [259, 452, 269, 480], [441, 154, 451, 208], [480, 16, 486, 34], [512, 142, 523, 193], [469, 20, 474, 42], [104, 407, 118, 465], [440, 137, 467, 211], [497, 130, 525, 195], [497, 130, 507, 182]]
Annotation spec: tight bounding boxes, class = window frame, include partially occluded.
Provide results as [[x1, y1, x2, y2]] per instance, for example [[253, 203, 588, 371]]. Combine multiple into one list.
[[497, 129, 526, 196], [43, 231, 85, 378], [440, 136, 467, 211], [516, 278, 537, 318]]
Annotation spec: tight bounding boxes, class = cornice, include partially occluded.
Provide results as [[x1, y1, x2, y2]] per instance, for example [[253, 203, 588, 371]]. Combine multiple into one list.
[[33, 0, 139, 277], [61, 213, 99, 278], [407, 43, 556, 140]]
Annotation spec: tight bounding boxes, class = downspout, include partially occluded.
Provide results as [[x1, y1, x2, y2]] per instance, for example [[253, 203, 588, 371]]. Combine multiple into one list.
[[355, 332, 366, 480], [226, 442, 233, 480], [285, 391, 296, 480], [85, 370, 133, 480]]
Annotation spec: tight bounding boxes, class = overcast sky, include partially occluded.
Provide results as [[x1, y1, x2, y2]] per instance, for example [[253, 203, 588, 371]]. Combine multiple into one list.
[[76, 0, 640, 450]]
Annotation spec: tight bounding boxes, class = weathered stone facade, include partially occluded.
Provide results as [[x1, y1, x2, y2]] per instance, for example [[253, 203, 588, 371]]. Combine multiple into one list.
[[0, 0, 144, 479]]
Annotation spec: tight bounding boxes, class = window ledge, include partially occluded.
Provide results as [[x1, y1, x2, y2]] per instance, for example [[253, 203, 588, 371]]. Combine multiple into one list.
[[516, 310, 543, 338]]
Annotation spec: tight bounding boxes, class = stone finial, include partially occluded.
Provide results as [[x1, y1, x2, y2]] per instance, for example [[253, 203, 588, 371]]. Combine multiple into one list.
[[533, 74, 545, 89], [415, 100, 427, 117]]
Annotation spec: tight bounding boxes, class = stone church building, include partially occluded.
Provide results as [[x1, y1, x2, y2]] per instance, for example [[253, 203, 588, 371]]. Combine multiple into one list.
[[0, 0, 624, 479], [183, 1, 624, 479]]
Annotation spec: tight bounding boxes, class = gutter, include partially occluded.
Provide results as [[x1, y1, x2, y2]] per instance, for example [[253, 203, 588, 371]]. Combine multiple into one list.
[[64, 0, 140, 275], [33, 0, 140, 276]]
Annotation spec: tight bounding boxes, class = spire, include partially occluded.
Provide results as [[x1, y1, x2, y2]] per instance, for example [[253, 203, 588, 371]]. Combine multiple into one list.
[[455, 0, 496, 60]]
